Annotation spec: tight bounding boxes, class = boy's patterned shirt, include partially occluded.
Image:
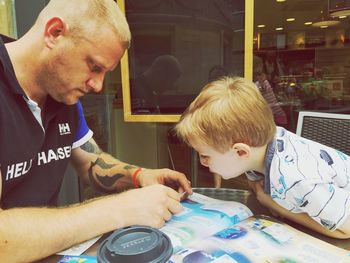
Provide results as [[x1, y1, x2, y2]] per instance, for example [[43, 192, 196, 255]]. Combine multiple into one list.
[[248, 127, 350, 231]]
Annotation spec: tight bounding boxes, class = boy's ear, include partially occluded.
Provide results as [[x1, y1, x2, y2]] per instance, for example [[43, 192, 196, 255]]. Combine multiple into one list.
[[232, 143, 251, 158], [44, 17, 69, 49]]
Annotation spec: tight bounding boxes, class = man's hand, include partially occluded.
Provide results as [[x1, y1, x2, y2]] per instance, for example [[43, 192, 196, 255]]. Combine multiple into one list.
[[137, 168, 192, 198], [115, 184, 184, 228]]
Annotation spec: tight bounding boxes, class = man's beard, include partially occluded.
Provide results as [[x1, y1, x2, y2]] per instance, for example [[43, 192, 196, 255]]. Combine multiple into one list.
[[35, 56, 70, 103]]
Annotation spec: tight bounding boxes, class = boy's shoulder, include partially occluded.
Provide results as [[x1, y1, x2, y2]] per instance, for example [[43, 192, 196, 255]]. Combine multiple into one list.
[[272, 126, 349, 165], [274, 126, 322, 152]]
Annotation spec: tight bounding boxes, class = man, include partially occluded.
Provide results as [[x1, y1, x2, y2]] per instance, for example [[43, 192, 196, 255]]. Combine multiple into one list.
[[0, 0, 192, 261]]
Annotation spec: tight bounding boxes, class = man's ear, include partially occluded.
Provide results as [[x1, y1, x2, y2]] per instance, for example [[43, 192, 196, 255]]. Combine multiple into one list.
[[44, 17, 68, 49], [232, 143, 251, 158]]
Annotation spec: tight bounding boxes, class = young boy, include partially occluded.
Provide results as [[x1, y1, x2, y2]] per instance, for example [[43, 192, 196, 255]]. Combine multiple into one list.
[[175, 76, 350, 239]]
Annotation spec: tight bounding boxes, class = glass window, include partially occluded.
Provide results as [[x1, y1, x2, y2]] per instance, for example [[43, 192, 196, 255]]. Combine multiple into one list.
[[123, 0, 246, 119], [80, 65, 122, 153], [0, 0, 15, 37], [254, 0, 350, 132]]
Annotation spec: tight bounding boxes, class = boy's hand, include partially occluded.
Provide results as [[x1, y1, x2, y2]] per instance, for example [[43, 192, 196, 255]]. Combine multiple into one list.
[[247, 179, 264, 194], [248, 179, 270, 206], [248, 179, 283, 218]]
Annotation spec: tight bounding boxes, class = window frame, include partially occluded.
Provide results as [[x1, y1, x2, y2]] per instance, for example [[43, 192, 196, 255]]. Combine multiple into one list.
[[118, 0, 254, 122]]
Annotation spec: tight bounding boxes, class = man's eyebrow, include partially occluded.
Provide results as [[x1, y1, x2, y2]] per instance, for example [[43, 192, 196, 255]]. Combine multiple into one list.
[[87, 57, 107, 70]]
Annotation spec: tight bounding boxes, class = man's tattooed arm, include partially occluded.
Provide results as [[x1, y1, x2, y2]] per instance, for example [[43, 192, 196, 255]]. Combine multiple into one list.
[[88, 159, 137, 192], [80, 141, 103, 155], [78, 139, 139, 192]]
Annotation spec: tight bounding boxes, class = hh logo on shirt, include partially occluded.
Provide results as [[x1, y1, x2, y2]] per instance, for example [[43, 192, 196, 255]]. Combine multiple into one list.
[[58, 123, 71, 135]]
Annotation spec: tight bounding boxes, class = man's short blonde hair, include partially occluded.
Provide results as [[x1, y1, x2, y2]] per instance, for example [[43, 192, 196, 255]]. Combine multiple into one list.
[[175, 77, 276, 153], [36, 0, 131, 48]]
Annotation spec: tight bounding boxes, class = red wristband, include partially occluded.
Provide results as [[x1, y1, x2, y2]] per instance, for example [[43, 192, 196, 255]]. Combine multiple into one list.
[[132, 168, 142, 188]]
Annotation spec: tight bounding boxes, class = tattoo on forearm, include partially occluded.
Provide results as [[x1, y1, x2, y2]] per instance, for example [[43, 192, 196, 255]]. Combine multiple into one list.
[[95, 158, 115, 169], [124, 165, 137, 170], [88, 164, 109, 192], [80, 141, 102, 154], [88, 158, 124, 192], [96, 173, 124, 188]]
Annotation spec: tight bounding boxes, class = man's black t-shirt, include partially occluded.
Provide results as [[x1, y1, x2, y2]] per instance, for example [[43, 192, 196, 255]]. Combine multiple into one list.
[[0, 35, 79, 208]]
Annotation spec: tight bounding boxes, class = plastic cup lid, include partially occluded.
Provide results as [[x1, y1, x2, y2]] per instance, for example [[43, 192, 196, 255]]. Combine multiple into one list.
[[97, 225, 173, 263]]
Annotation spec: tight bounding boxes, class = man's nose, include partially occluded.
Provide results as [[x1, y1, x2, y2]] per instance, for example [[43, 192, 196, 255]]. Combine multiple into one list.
[[87, 74, 104, 93]]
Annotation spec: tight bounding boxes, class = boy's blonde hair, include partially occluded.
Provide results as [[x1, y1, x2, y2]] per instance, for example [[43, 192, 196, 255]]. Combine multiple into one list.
[[175, 76, 276, 153], [35, 0, 131, 49]]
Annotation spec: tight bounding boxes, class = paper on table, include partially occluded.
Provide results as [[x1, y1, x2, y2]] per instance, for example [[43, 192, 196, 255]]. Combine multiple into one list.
[[56, 235, 102, 256]]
